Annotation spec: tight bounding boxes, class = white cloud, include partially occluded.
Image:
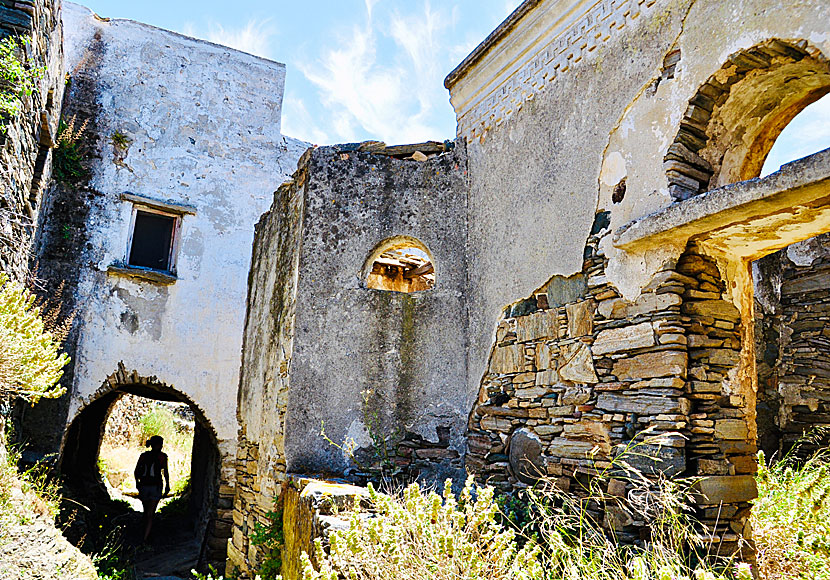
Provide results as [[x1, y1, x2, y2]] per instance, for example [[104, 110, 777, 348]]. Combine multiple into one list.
[[182, 18, 277, 60], [762, 94, 830, 175], [281, 94, 331, 145], [364, 0, 382, 20], [296, 2, 453, 144]]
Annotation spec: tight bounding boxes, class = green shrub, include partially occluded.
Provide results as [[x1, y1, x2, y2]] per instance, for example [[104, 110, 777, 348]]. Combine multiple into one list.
[[0, 273, 69, 402], [251, 506, 284, 580], [301, 461, 753, 580], [138, 407, 190, 448], [0, 35, 44, 131], [302, 477, 543, 580]]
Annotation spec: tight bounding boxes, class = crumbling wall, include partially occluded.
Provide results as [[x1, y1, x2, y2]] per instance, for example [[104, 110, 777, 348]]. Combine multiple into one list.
[[231, 142, 469, 574], [754, 233, 830, 457], [443, 0, 829, 556], [231, 155, 308, 572], [20, 2, 306, 565], [0, 0, 64, 282], [467, 220, 754, 553], [284, 143, 468, 482]]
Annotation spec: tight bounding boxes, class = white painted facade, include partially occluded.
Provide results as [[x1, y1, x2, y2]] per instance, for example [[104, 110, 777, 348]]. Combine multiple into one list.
[[61, 3, 307, 456]]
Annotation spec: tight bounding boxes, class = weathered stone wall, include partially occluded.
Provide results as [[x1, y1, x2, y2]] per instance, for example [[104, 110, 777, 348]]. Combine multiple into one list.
[[0, 0, 64, 282], [231, 142, 469, 573], [442, 0, 829, 556], [284, 143, 468, 482], [754, 233, 830, 457], [467, 218, 755, 552], [225, 0, 830, 569], [20, 1, 306, 565], [231, 154, 308, 572]]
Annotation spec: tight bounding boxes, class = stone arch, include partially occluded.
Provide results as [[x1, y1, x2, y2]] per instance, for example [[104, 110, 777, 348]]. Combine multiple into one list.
[[665, 39, 830, 200], [60, 362, 227, 564], [363, 235, 436, 293]]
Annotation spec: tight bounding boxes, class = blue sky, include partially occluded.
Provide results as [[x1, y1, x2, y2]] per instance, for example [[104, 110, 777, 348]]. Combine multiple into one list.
[[77, 0, 516, 146], [75, 1, 827, 173]]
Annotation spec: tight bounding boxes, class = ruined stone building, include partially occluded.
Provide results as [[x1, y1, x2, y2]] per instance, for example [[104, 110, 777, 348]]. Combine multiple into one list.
[[1, 0, 829, 576], [3, 0, 306, 560]]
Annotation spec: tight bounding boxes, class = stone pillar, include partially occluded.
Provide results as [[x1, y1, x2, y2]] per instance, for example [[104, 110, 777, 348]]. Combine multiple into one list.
[[678, 250, 756, 558]]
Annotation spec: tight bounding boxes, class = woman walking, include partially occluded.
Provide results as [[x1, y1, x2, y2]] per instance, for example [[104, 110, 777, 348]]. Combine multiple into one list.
[[134, 435, 170, 544]]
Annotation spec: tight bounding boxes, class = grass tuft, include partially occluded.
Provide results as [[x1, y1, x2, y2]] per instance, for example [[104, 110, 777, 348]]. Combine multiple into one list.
[[753, 448, 830, 580]]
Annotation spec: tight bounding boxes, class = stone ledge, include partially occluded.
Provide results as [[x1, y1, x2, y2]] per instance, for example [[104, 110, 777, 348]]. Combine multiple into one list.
[[120, 192, 197, 215], [107, 264, 178, 285], [614, 148, 830, 257], [692, 475, 758, 505]]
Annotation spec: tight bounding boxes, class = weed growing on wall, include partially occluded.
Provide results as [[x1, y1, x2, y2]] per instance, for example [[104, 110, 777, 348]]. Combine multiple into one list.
[[0, 273, 69, 402], [0, 35, 44, 133], [251, 505, 284, 580], [53, 116, 89, 184]]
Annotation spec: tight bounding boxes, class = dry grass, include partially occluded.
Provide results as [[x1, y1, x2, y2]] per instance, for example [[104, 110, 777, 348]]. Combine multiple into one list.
[[752, 449, 830, 580]]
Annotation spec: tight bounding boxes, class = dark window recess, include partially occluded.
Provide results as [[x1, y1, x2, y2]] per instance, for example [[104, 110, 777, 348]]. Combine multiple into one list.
[[129, 211, 175, 271]]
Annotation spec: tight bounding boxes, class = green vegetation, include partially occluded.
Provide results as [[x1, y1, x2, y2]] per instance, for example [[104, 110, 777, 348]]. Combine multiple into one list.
[[53, 116, 88, 184], [0, 273, 69, 402], [753, 448, 830, 580], [300, 472, 754, 580], [303, 478, 542, 580], [0, 35, 44, 132], [139, 407, 191, 448], [251, 506, 284, 580], [92, 533, 135, 580], [110, 131, 131, 149]]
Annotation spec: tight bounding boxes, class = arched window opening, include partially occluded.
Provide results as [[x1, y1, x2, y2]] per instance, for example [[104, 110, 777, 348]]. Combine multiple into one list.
[[761, 93, 830, 177], [365, 237, 435, 293], [665, 39, 830, 200]]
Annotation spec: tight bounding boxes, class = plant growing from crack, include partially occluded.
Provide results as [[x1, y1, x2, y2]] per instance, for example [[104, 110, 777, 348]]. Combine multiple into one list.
[[110, 131, 130, 149], [320, 388, 409, 488], [53, 116, 89, 184]]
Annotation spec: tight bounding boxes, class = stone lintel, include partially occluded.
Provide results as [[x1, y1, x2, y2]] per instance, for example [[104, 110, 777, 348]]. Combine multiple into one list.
[[107, 264, 178, 284], [121, 192, 197, 215], [614, 148, 830, 259]]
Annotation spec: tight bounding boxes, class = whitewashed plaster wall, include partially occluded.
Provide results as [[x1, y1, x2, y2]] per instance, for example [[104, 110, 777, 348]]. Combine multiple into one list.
[[61, 3, 307, 455], [447, 0, 830, 402]]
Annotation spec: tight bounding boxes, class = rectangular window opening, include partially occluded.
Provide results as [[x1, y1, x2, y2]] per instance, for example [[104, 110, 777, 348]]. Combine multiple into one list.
[[128, 210, 178, 272]]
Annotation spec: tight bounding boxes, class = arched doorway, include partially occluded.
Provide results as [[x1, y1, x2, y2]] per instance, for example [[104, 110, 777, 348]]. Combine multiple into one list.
[[59, 364, 224, 573]]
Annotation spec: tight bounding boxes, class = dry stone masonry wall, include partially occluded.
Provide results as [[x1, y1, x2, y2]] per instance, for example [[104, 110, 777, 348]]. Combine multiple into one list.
[[0, 0, 63, 282], [467, 216, 754, 553], [755, 234, 830, 458]]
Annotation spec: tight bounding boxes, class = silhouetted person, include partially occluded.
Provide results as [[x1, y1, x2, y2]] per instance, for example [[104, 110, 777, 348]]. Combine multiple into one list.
[[134, 435, 170, 543]]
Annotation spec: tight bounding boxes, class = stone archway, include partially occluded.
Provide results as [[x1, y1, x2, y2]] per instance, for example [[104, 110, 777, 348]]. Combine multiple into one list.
[[60, 362, 231, 565], [665, 38, 830, 201]]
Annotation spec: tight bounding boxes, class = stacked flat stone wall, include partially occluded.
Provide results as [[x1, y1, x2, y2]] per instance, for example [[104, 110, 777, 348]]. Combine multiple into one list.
[[754, 234, 830, 457], [0, 0, 63, 282], [776, 259, 830, 453], [467, 218, 754, 553], [230, 158, 308, 574]]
